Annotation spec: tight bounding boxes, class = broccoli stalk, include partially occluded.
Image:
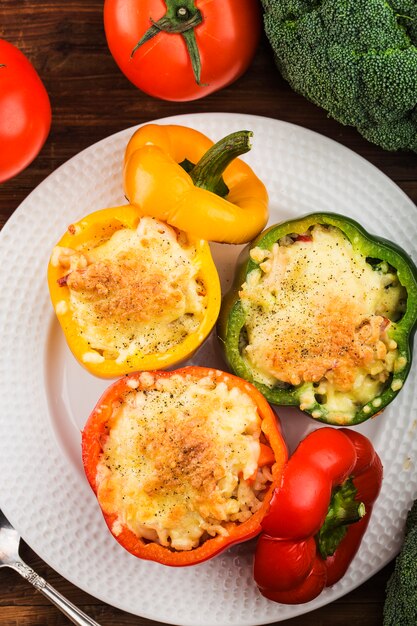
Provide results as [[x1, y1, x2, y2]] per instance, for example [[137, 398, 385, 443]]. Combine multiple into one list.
[[261, 0, 417, 152], [383, 499, 417, 625]]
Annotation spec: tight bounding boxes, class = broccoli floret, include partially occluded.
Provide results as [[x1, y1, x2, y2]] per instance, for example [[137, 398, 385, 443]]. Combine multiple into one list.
[[262, 0, 417, 152], [383, 499, 417, 625]]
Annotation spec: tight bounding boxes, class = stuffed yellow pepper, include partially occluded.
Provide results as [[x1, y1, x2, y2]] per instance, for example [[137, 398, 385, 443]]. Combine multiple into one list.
[[48, 204, 221, 377]]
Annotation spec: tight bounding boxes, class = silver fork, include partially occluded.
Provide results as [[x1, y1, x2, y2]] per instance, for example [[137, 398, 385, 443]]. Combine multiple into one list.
[[0, 509, 101, 625]]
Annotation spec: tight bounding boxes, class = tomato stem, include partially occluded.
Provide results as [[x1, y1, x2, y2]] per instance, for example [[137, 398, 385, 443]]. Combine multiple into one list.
[[182, 29, 201, 84], [130, 0, 203, 85], [177, 7, 190, 19]]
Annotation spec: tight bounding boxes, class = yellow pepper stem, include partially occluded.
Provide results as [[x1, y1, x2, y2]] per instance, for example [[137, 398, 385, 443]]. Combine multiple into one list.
[[189, 130, 253, 198]]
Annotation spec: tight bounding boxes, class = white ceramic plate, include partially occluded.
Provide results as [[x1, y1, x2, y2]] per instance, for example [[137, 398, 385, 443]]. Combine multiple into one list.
[[0, 113, 416, 626]]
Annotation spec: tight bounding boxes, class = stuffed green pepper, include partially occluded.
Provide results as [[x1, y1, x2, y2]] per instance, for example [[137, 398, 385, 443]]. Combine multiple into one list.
[[218, 213, 417, 426]]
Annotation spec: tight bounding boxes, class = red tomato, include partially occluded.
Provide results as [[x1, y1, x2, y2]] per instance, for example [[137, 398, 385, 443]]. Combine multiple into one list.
[[0, 40, 51, 183], [104, 0, 261, 101]]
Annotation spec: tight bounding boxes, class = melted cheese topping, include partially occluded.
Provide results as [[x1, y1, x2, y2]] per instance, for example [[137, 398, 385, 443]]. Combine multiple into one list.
[[239, 225, 406, 422], [95, 372, 269, 551], [54, 218, 206, 363]]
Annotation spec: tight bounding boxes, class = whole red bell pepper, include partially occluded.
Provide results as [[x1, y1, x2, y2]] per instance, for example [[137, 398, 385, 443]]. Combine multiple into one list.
[[253, 427, 383, 604]]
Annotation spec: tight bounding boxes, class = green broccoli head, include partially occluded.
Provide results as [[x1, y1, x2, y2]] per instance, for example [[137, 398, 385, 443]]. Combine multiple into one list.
[[262, 0, 417, 152], [383, 499, 417, 625]]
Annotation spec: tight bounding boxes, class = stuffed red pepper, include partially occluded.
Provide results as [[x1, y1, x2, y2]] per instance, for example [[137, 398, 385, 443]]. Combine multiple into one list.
[[82, 366, 288, 566]]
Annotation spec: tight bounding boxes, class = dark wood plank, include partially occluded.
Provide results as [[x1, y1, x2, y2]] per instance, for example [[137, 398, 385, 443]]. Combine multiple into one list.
[[0, 540, 395, 625]]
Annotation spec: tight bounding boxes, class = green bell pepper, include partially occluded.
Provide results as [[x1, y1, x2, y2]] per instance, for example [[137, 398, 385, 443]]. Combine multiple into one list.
[[218, 213, 417, 426]]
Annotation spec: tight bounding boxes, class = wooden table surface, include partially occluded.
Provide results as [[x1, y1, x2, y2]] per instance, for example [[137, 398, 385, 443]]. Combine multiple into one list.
[[1, 2, 416, 625]]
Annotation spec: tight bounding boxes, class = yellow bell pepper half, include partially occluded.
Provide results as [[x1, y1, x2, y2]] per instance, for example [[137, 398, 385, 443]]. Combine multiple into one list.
[[123, 124, 269, 245], [47, 204, 221, 378]]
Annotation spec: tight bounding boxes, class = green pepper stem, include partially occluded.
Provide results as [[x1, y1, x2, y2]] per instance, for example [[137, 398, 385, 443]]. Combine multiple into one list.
[[189, 130, 253, 197], [317, 478, 366, 559]]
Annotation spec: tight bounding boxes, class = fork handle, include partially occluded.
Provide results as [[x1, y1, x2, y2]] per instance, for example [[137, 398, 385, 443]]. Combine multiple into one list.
[[12, 559, 101, 626]]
